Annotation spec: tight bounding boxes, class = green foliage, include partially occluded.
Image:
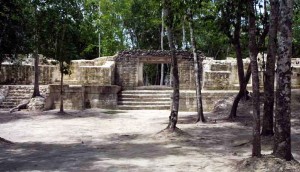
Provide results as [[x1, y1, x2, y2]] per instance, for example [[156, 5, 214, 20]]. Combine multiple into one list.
[[36, 0, 82, 74], [0, 0, 280, 62], [0, 0, 28, 63], [215, 0, 250, 59], [293, 1, 300, 57]]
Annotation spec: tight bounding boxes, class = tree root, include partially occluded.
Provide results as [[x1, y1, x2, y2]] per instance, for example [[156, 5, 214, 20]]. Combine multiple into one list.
[[9, 101, 29, 113], [0, 137, 14, 145]]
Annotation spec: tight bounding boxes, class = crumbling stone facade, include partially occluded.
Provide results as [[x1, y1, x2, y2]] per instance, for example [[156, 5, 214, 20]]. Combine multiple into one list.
[[115, 50, 202, 90], [1, 50, 300, 111]]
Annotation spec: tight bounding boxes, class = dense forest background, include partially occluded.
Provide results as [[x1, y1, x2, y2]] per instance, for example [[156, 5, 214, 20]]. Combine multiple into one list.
[[3, 0, 299, 62]]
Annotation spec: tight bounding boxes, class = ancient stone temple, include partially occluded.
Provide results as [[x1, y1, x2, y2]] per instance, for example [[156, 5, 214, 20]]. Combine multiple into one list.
[[1, 50, 300, 111]]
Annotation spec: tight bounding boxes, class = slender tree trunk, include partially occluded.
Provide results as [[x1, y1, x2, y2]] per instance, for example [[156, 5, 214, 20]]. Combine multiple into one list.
[[262, 0, 279, 136], [160, 9, 165, 86], [248, 0, 261, 157], [32, 4, 40, 98], [59, 62, 64, 113], [228, 42, 247, 120], [32, 52, 40, 97], [228, 15, 246, 119], [188, 10, 205, 123], [98, 1, 101, 57], [273, 0, 293, 161], [163, 0, 180, 131], [182, 16, 187, 50]]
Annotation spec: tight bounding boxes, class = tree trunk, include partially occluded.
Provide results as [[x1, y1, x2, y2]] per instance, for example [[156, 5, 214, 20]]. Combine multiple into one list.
[[163, 0, 180, 131], [32, 4, 40, 98], [160, 9, 164, 86], [188, 10, 205, 123], [98, 1, 101, 57], [248, 0, 261, 157], [273, 0, 293, 161], [228, 61, 250, 120], [32, 52, 41, 98], [59, 62, 64, 113], [262, 0, 279, 136], [182, 16, 187, 50], [228, 35, 246, 119]]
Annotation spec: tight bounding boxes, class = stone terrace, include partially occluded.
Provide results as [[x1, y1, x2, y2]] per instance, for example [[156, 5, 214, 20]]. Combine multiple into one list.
[[1, 50, 300, 111]]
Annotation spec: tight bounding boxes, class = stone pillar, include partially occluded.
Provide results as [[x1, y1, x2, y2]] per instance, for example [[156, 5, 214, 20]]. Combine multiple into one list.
[[138, 62, 144, 86]]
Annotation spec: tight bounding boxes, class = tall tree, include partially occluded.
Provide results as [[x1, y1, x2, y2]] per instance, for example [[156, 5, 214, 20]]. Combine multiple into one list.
[[32, 53, 40, 97], [31, 2, 40, 98], [273, 0, 293, 161], [163, 0, 180, 131], [38, 0, 82, 114], [248, 0, 261, 157], [218, 0, 250, 120], [187, 4, 205, 123], [262, 0, 279, 136], [0, 0, 27, 67], [160, 8, 165, 86]]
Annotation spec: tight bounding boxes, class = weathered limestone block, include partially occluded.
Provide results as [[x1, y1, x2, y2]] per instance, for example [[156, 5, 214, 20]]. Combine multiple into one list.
[[84, 85, 121, 109], [204, 71, 231, 90], [0, 65, 33, 84], [292, 66, 300, 88], [46, 85, 121, 110], [39, 65, 59, 84], [0, 86, 9, 104], [46, 85, 84, 110], [28, 96, 45, 111], [179, 90, 238, 112], [210, 63, 231, 71]]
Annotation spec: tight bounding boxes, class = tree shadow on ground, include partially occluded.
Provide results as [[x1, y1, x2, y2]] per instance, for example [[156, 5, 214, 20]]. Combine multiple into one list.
[[0, 137, 187, 171], [0, 111, 32, 124], [42, 109, 128, 120]]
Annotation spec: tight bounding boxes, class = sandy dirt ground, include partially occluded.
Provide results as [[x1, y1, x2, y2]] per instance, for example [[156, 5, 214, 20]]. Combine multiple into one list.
[[0, 100, 300, 171]]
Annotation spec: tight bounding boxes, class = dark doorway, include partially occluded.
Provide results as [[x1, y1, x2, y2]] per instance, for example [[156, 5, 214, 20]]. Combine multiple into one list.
[[143, 63, 171, 86]]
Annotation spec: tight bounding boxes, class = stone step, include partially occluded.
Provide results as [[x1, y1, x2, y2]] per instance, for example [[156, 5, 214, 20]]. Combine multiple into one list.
[[118, 97, 170, 101], [117, 89, 172, 110], [119, 94, 171, 99], [0, 85, 49, 109], [122, 90, 173, 93], [8, 90, 32, 93], [0, 104, 14, 109], [134, 86, 172, 90], [7, 95, 31, 98], [117, 105, 170, 110], [1, 102, 17, 106], [3, 98, 29, 102], [118, 101, 170, 105]]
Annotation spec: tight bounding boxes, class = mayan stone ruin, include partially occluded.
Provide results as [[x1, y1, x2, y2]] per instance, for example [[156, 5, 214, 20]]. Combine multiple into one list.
[[1, 50, 300, 111]]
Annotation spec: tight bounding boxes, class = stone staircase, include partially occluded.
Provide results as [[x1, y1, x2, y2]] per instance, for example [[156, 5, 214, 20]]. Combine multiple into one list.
[[0, 85, 48, 110], [117, 89, 172, 110]]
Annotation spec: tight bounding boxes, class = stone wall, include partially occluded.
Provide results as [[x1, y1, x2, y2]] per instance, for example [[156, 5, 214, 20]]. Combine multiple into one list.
[[0, 65, 33, 84], [2, 51, 300, 90], [84, 85, 120, 109], [179, 90, 239, 112], [63, 56, 116, 85], [0, 86, 9, 104], [0, 56, 115, 86], [180, 89, 300, 112], [115, 56, 139, 89], [1, 51, 300, 112], [45, 85, 121, 110], [115, 50, 203, 90]]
